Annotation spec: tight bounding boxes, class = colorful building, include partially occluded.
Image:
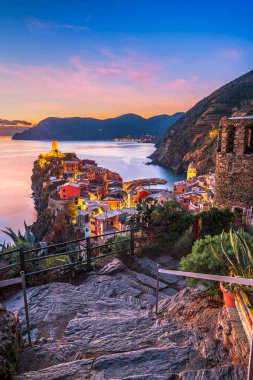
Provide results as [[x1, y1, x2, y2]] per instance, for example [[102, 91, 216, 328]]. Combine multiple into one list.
[[187, 162, 197, 180], [59, 182, 81, 200], [63, 161, 79, 173]]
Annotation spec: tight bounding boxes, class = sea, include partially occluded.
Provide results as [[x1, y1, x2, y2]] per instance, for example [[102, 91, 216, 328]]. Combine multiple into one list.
[[0, 138, 185, 243]]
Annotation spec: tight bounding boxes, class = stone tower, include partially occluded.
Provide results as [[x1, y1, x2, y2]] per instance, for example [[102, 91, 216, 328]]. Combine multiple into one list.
[[214, 116, 253, 215], [187, 162, 197, 180], [52, 140, 59, 152]]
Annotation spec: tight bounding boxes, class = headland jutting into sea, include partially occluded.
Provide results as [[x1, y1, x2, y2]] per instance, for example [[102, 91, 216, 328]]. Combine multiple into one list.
[[29, 140, 215, 245]]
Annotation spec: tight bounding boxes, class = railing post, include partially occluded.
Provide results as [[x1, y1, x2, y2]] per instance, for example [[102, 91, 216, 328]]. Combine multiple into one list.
[[130, 228, 135, 256], [86, 237, 92, 271], [155, 264, 160, 314], [19, 247, 25, 273], [20, 271, 32, 346]]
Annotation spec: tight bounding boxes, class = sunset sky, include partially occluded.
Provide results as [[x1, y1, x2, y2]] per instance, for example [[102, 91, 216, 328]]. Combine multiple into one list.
[[0, 0, 252, 122]]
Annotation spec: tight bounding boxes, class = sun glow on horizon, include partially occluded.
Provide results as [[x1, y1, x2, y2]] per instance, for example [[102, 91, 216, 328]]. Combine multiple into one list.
[[0, 1, 252, 122]]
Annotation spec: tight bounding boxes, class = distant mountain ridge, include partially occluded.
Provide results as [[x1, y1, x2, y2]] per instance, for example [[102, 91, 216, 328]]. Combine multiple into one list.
[[12, 113, 184, 141], [150, 69, 253, 173], [0, 119, 31, 136]]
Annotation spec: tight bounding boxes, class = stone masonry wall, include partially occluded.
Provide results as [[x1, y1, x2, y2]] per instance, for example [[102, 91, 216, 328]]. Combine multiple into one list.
[[214, 117, 253, 209]]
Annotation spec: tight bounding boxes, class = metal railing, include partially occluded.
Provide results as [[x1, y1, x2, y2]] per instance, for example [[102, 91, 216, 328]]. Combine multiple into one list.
[[0, 227, 165, 280], [155, 265, 253, 380]]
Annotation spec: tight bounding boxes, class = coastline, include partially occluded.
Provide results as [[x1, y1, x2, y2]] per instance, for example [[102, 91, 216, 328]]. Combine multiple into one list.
[[0, 139, 185, 243]]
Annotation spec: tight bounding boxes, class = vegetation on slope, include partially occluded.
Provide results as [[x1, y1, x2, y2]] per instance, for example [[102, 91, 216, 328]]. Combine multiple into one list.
[[151, 69, 253, 173]]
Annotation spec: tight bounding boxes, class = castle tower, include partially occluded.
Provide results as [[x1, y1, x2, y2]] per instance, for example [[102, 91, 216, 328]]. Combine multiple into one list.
[[52, 140, 59, 152], [187, 162, 197, 179], [214, 116, 253, 213]]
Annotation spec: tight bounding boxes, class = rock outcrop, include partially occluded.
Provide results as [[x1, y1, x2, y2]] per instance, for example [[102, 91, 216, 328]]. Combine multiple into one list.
[[3, 258, 248, 379], [31, 160, 76, 243], [150, 69, 253, 174], [0, 304, 22, 379]]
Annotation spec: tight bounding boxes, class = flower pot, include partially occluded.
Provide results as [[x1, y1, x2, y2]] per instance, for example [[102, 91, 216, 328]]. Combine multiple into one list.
[[220, 282, 236, 308]]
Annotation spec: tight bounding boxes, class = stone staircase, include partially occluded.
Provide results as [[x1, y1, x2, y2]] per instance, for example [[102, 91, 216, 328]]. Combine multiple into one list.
[[3, 257, 247, 379]]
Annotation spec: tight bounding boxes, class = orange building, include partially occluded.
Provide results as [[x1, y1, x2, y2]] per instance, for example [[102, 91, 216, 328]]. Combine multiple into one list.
[[172, 181, 186, 195], [63, 161, 79, 172], [59, 183, 81, 200]]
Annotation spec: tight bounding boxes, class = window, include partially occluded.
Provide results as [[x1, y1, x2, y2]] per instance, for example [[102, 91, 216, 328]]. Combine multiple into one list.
[[226, 127, 235, 153], [228, 162, 234, 174], [246, 126, 253, 153]]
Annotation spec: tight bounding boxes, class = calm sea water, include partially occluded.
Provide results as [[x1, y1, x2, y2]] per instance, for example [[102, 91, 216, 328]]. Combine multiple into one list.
[[0, 139, 185, 243]]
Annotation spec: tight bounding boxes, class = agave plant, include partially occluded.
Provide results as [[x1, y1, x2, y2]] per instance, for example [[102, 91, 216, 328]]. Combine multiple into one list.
[[0, 241, 13, 253], [210, 229, 253, 278], [1, 221, 35, 249]]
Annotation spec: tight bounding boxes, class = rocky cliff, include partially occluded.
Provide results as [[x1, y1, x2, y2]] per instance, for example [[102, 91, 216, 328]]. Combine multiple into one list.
[[31, 158, 75, 243], [151, 69, 253, 173], [4, 257, 248, 379]]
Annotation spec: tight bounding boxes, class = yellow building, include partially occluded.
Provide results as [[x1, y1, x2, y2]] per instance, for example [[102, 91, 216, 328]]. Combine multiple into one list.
[[49, 140, 66, 158], [75, 197, 87, 211], [103, 197, 126, 209], [187, 162, 197, 179]]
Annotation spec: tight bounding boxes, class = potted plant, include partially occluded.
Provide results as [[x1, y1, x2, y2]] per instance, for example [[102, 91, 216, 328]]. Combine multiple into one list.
[[211, 229, 253, 309], [219, 282, 236, 308]]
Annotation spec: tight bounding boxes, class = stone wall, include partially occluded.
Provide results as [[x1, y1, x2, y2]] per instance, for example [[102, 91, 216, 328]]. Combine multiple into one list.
[[214, 117, 253, 209]]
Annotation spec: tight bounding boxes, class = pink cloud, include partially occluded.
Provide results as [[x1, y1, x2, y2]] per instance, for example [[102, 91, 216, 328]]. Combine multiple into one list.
[[128, 70, 153, 84], [222, 49, 243, 60], [30, 18, 89, 32], [0, 53, 221, 122], [191, 75, 199, 82], [98, 67, 121, 75], [167, 79, 188, 90]]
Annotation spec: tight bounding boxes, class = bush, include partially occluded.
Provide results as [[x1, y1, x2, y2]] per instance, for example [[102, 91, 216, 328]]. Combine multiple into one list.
[[42, 254, 71, 269], [151, 200, 194, 250], [179, 231, 253, 293], [199, 208, 234, 237]]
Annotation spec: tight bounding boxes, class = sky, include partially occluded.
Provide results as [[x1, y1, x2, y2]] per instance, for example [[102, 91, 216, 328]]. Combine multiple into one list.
[[0, 0, 252, 123]]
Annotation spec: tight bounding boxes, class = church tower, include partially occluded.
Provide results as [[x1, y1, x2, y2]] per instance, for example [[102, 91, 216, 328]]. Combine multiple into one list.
[[51, 140, 59, 152], [187, 162, 197, 179]]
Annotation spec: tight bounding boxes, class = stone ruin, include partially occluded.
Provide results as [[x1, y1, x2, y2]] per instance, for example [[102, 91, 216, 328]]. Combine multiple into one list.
[[215, 116, 253, 225]]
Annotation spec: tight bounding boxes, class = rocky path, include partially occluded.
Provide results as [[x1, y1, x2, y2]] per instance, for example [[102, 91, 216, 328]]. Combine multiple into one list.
[[3, 257, 247, 379]]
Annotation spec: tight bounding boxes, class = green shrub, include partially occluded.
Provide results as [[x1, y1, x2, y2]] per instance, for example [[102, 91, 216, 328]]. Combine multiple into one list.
[[179, 231, 253, 292], [152, 200, 193, 249], [42, 254, 71, 269], [199, 208, 234, 237]]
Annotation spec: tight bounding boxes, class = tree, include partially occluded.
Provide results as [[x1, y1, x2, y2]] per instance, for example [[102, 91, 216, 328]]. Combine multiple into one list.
[[66, 201, 78, 222], [151, 200, 193, 248], [136, 200, 158, 227], [119, 212, 128, 231]]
